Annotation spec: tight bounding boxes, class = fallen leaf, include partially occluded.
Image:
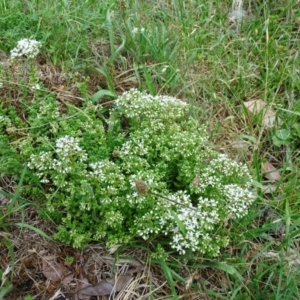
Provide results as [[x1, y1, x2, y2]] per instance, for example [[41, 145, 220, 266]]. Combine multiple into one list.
[[75, 267, 91, 300], [122, 259, 144, 269], [78, 282, 114, 298], [262, 249, 300, 270], [101, 256, 145, 269], [127, 265, 146, 274], [77, 275, 132, 299], [125, 260, 145, 274], [62, 272, 74, 285], [108, 244, 122, 254], [38, 249, 48, 256], [244, 99, 265, 113], [244, 99, 282, 128], [261, 162, 281, 181], [231, 139, 250, 150], [107, 275, 132, 291], [261, 184, 277, 194], [262, 109, 277, 128], [42, 257, 65, 282]]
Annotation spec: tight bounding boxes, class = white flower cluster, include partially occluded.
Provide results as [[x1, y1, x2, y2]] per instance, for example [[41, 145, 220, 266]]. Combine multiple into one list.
[[114, 88, 187, 121], [55, 136, 86, 160], [209, 153, 251, 179], [28, 135, 87, 184], [89, 159, 126, 201], [222, 184, 254, 218], [132, 189, 223, 255], [52, 136, 88, 169], [10, 38, 41, 59]]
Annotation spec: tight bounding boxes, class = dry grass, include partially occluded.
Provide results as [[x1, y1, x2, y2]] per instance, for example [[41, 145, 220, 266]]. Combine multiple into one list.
[[0, 210, 228, 299]]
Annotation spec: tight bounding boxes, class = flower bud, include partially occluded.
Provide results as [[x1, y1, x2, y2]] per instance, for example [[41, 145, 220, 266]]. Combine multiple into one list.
[[112, 150, 120, 158], [192, 177, 200, 186], [135, 180, 148, 194]]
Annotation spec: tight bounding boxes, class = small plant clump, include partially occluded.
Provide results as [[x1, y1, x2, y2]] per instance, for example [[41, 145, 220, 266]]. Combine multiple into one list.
[[1, 87, 254, 257]]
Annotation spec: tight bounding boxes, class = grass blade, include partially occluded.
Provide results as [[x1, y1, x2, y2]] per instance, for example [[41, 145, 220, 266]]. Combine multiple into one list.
[[15, 223, 53, 241]]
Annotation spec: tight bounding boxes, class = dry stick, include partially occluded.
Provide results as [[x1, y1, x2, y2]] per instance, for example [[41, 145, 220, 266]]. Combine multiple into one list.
[[150, 191, 198, 213]]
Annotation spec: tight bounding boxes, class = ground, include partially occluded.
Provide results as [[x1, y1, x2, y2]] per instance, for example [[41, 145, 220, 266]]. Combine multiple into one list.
[[1, 0, 300, 299]]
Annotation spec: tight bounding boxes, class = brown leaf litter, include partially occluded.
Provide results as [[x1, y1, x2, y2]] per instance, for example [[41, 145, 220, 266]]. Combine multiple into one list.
[[0, 199, 243, 300], [41, 255, 67, 283], [261, 161, 281, 181], [77, 274, 132, 299], [244, 99, 282, 128]]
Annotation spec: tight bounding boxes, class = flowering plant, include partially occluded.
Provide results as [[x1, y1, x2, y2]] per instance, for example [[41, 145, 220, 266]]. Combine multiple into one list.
[[21, 89, 254, 256], [10, 38, 41, 59]]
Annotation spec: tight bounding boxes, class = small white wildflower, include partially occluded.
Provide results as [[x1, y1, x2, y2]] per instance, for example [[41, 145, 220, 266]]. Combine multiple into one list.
[[31, 83, 41, 90], [132, 27, 139, 34], [10, 38, 41, 59], [56, 136, 82, 151], [132, 27, 145, 35], [161, 65, 169, 73]]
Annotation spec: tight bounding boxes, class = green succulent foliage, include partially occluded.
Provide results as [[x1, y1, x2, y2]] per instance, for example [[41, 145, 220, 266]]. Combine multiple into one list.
[[0, 89, 254, 257]]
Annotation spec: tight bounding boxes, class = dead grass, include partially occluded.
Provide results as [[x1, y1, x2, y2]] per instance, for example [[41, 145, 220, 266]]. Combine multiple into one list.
[[0, 207, 230, 299]]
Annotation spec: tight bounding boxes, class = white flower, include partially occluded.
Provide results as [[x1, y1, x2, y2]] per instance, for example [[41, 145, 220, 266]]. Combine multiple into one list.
[[56, 136, 82, 152], [132, 27, 145, 35], [10, 38, 41, 59], [161, 65, 169, 73], [31, 83, 41, 90]]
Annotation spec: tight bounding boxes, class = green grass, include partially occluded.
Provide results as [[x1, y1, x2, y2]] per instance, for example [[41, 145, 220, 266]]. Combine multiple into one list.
[[1, 0, 300, 299]]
